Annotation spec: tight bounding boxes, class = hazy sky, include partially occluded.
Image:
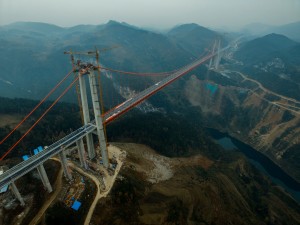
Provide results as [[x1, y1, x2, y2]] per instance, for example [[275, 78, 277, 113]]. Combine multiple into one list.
[[0, 0, 299, 29]]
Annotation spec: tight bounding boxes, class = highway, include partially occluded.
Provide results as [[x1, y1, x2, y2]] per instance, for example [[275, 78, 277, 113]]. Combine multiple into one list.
[[0, 46, 229, 190], [103, 46, 229, 123], [0, 123, 96, 189]]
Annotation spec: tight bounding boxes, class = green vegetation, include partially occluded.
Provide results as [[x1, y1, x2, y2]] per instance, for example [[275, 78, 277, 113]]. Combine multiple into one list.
[[234, 33, 300, 100], [107, 110, 222, 159], [0, 96, 81, 158]]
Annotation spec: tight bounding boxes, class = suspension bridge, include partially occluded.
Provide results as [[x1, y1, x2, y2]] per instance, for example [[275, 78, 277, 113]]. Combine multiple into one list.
[[0, 41, 228, 206]]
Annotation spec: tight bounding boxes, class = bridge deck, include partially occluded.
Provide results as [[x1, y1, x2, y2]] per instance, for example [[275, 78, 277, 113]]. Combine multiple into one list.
[[0, 47, 229, 189]]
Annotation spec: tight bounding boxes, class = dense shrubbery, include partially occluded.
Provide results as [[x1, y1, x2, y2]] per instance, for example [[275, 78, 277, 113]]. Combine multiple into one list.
[[107, 110, 222, 159]]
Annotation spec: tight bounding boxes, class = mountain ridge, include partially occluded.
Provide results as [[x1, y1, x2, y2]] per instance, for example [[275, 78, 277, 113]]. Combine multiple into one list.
[[241, 21, 300, 42], [0, 20, 219, 101]]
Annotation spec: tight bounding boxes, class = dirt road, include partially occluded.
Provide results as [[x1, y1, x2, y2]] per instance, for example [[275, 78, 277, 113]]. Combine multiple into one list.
[[29, 166, 63, 225], [28, 145, 124, 225], [237, 71, 300, 105], [67, 164, 101, 225], [81, 145, 124, 225]]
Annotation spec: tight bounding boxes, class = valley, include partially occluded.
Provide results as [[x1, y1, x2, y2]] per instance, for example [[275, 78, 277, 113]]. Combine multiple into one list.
[[0, 20, 300, 225], [183, 68, 300, 183]]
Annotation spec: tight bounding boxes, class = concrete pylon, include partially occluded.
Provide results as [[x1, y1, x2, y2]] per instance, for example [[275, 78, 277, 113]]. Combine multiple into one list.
[[36, 166, 47, 187], [88, 71, 109, 168], [11, 182, 25, 206], [37, 164, 52, 193], [76, 139, 88, 169], [209, 41, 217, 70], [78, 73, 96, 159], [213, 39, 221, 70], [59, 151, 72, 180]]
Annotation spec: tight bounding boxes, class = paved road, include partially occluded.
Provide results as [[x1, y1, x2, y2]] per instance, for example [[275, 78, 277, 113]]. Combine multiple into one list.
[[0, 123, 96, 189], [237, 71, 300, 105], [103, 48, 229, 123]]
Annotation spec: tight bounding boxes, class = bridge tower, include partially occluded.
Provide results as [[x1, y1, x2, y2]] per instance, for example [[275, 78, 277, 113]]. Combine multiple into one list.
[[209, 39, 222, 70], [213, 39, 221, 70], [65, 50, 109, 168], [78, 71, 96, 159], [88, 69, 109, 167]]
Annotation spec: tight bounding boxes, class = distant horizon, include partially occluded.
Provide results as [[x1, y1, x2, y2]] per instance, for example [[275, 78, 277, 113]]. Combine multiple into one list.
[[1, 0, 299, 31], [1, 19, 300, 32]]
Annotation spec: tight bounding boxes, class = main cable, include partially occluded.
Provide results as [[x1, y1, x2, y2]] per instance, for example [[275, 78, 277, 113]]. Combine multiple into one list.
[[99, 66, 177, 76], [0, 74, 80, 161], [0, 69, 74, 145]]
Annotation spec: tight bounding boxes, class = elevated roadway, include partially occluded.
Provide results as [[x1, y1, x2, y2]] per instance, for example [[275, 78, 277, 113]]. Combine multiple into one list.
[[0, 46, 229, 190]]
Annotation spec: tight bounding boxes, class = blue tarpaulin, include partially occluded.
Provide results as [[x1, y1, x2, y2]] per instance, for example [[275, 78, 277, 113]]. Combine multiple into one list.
[[38, 146, 43, 152], [71, 200, 81, 211], [33, 149, 39, 155], [0, 185, 8, 193], [22, 155, 29, 161]]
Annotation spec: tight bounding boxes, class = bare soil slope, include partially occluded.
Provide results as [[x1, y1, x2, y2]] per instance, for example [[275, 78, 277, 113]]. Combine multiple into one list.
[[91, 143, 300, 225]]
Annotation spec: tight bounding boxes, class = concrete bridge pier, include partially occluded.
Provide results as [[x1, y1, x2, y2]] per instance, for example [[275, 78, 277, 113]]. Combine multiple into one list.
[[10, 182, 25, 206], [59, 151, 72, 180], [76, 139, 88, 169], [36, 167, 47, 188], [208, 57, 213, 69], [37, 164, 52, 193], [78, 73, 96, 159], [88, 71, 109, 168]]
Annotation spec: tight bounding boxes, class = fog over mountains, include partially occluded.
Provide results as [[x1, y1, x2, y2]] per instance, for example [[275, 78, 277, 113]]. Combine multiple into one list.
[[0, 20, 299, 102], [242, 21, 300, 42], [1, 19, 300, 224], [0, 21, 219, 103]]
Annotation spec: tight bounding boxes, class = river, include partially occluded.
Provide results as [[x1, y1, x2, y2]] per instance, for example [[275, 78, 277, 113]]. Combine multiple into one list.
[[206, 128, 300, 203]]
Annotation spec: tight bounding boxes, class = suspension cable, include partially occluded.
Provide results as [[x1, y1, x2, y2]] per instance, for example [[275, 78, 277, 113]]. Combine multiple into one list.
[[0, 75, 80, 161], [0, 69, 74, 145], [98, 66, 177, 76]]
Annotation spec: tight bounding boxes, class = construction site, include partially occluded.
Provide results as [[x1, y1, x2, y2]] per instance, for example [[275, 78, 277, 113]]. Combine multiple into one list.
[[0, 142, 126, 225], [0, 40, 227, 225]]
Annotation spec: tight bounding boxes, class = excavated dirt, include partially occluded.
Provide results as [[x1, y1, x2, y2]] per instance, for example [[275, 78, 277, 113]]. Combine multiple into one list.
[[91, 143, 300, 225]]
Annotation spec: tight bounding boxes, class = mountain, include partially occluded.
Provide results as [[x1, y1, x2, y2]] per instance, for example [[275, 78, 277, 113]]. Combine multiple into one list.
[[1, 21, 64, 34], [167, 23, 224, 56], [235, 33, 299, 64], [241, 21, 300, 42], [1, 21, 300, 183], [234, 33, 300, 100], [241, 22, 275, 36], [1, 21, 300, 223], [0, 21, 199, 102], [273, 21, 300, 42], [0, 21, 225, 105]]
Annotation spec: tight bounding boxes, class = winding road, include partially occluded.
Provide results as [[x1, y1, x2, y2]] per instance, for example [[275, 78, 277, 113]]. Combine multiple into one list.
[[28, 145, 124, 225]]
